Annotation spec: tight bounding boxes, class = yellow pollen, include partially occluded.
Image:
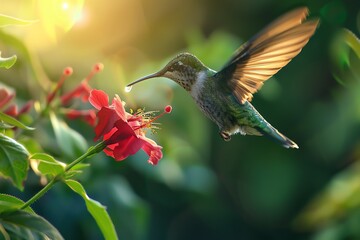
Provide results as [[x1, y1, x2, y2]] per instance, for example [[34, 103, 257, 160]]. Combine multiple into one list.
[[131, 109, 163, 133]]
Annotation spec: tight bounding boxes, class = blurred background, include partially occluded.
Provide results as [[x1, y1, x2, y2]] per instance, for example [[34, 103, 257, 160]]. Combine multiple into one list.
[[1, 0, 360, 239]]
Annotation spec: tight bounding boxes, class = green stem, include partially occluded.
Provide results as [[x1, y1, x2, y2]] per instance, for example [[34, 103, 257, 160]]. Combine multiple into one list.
[[20, 141, 107, 210], [65, 141, 107, 171], [20, 178, 58, 210]]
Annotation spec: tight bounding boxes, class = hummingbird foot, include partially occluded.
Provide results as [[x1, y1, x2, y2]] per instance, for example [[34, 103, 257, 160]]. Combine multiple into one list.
[[220, 131, 231, 141]]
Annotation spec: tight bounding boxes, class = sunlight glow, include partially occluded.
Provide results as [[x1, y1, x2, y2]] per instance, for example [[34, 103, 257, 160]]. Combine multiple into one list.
[[37, 0, 85, 41], [62, 2, 69, 10]]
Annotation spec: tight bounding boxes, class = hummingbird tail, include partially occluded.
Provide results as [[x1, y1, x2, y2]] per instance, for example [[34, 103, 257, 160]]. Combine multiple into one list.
[[257, 125, 299, 149]]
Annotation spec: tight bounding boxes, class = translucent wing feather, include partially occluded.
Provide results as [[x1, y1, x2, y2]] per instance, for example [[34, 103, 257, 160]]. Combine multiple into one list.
[[217, 7, 319, 103]]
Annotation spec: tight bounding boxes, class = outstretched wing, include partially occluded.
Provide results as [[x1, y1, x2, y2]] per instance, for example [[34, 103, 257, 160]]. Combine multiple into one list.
[[217, 7, 319, 104]]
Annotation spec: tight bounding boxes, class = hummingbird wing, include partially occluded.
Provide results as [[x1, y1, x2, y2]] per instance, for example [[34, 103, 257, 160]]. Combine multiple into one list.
[[217, 7, 319, 104]]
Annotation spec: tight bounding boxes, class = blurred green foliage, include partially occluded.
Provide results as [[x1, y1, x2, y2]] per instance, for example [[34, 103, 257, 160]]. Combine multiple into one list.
[[0, 0, 360, 239]]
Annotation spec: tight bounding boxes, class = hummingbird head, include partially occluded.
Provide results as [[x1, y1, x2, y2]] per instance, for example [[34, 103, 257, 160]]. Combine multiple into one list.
[[127, 53, 208, 91]]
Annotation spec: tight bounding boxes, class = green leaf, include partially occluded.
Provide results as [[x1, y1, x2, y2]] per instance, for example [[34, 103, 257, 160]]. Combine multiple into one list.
[[68, 163, 90, 171], [18, 137, 43, 155], [0, 54, 17, 69], [0, 122, 14, 129], [330, 29, 360, 87], [331, 29, 360, 70], [0, 134, 29, 191], [0, 194, 33, 214], [65, 179, 118, 240], [0, 112, 34, 130], [343, 29, 360, 58], [0, 31, 52, 91], [64, 163, 90, 179], [0, 210, 63, 240], [50, 112, 87, 159], [29, 153, 65, 177], [0, 14, 37, 27]]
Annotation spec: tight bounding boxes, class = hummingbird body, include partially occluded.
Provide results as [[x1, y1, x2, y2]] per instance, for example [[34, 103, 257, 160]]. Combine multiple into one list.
[[127, 7, 319, 149], [166, 57, 297, 147]]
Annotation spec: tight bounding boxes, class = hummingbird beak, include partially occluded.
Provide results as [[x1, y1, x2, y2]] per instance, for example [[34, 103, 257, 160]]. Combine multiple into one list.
[[126, 70, 165, 88]]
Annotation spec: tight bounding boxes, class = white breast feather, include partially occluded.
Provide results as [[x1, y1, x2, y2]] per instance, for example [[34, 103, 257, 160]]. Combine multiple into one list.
[[191, 71, 207, 99]]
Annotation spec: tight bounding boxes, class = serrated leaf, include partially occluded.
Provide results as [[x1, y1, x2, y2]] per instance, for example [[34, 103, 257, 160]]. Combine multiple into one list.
[[50, 112, 87, 159], [0, 54, 16, 69], [29, 153, 65, 177], [0, 134, 29, 191], [0, 210, 63, 240], [0, 194, 33, 214], [0, 112, 34, 130], [65, 180, 118, 240], [0, 14, 37, 27]]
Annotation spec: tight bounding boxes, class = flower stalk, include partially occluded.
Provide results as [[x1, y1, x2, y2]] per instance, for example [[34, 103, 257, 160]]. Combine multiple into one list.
[[20, 141, 107, 210], [19, 177, 58, 210]]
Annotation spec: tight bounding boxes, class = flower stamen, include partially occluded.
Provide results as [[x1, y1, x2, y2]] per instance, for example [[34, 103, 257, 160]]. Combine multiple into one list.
[[47, 67, 73, 104], [132, 105, 172, 131], [84, 63, 104, 83]]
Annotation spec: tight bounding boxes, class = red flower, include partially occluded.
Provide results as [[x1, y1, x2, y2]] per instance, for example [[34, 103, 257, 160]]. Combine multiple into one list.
[[89, 89, 171, 165], [61, 81, 92, 105], [18, 101, 34, 115], [0, 88, 14, 109], [48, 64, 103, 126], [47, 67, 73, 105], [0, 88, 32, 117], [65, 109, 97, 126], [46, 63, 103, 106], [60, 63, 102, 105], [4, 104, 17, 117]]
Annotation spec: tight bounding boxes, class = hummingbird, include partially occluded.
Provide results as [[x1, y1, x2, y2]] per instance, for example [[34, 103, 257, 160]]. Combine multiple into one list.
[[126, 7, 319, 149]]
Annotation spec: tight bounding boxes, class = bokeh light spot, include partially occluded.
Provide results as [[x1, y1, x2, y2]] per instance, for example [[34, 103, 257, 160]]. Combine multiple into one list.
[[62, 2, 69, 10], [37, 0, 85, 41]]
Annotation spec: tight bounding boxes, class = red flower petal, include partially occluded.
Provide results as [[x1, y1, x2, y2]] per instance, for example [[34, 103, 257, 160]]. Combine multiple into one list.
[[103, 147, 115, 158], [61, 81, 92, 105], [106, 120, 136, 144], [94, 107, 120, 140], [89, 89, 109, 110], [0, 89, 14, 109], [79, 82, 92, 102], [4, 104, 18, 117], [139, 136, 163, 165], [18, 101, 33, 115], [112, 136, 144, 161], [112, 95, 127, 122], [84, 110, 97, 126], [66, 109, 97, 126]]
